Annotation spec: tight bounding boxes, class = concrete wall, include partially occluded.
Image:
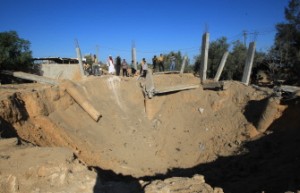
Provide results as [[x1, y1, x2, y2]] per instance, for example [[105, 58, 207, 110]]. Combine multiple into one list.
[[40, 64, 81, 81]]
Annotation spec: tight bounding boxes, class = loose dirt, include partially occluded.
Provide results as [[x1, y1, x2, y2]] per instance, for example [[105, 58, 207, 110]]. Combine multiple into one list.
[[0, 73, 299, 193]]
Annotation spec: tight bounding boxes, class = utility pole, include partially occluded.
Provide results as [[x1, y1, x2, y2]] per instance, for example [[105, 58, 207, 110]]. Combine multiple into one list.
[[75, 39, 85, 78], [241, 42, 256, 85], [252, 31, 258, 42], [96, 45, 99, 60], [131, 41, 137, 71], [199, 32, 210, 83], [243, 30, 247, 47]]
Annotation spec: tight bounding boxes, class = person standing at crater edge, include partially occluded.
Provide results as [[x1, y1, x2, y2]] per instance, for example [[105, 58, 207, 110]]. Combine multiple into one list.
[[115, 56, 121, 76], [169, 53, 176, 71], [152, 55, 157, 72], [158, 53, 164, 72], [122, 59, 129, 77], [141, 58, 148, 78], [107, 55, 115, 74]]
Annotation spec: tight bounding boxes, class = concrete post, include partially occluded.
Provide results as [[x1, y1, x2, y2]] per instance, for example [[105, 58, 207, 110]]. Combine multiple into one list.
[[180, 56, 187, 74], [75, 40, 85, 78], [1, 70, 59, 85], [132, 47, 137, 71], [256, 96, 280, 133], [214, 51, 229, 82], [200, 33, 209, 83], [61, 80, 102, 122], [145, 68, 155, 99], [242, 42, 256, 85]]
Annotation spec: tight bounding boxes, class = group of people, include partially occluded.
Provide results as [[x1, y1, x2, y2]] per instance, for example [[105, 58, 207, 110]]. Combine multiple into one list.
[[107, 55, 146, 77], [107, 55, 130, 77], [105, 53, 177, 78], [83, 54, 101, 76], [152, 53, 176, 72], [152, 54, 164, 72]]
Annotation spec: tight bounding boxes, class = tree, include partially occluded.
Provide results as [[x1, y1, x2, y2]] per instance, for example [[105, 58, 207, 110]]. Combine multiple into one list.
[[0, 31, 33, 83], [207, 37, 229, 78], [164, 51, 183, 71], [222, 40, 247, 80], [193, 37, 230, 78], [274, 0, 300, 78], [84, 54, 93, 65]]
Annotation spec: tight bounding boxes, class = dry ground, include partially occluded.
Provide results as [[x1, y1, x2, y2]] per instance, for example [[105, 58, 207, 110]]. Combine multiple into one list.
[[0, 73, 299, 193]]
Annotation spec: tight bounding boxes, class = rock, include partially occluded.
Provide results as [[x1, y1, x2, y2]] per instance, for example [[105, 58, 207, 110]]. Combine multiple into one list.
[[192, 174, 205, 183], [244, 123, 260, 138], [214, 187, 224, 193], [0, 138, 18, 148], [144, 175, 214, 193], [0, 175, 19, 193], [198, 107, 204, 114], [0, 145, 97, 193]]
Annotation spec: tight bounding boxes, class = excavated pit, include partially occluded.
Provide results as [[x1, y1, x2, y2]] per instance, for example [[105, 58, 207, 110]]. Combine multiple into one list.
[[1, 74, 300, 193]]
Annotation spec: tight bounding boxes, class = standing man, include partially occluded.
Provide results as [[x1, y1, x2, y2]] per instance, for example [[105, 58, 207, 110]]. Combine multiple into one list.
[[141, 58, 148, 78], [152, 55, 157, 72], [158, 53, 164, 72], [169, 53, 176, 71], [92, 54, 100, 75], [115, 56, 121, 76], [122, 59, 129, 77], [131, 60, 136, 76]]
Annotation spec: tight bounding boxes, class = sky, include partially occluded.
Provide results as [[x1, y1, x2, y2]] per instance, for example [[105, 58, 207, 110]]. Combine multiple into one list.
[[0, 0, 289, 63]]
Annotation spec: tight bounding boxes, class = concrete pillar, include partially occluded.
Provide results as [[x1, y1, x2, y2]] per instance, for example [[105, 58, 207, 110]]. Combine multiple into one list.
[[132, 47, 137, 70], [62, 80, 101, 122], [214, 51, 229, 81], [1, 70, 58, 85], [180, 56, 187, 74], [145, 68, 155, 99], [241, 42, 256, 85], [200, 33, 209, 83], [256, 96, 280, 133], [75, 40, 85, 78]]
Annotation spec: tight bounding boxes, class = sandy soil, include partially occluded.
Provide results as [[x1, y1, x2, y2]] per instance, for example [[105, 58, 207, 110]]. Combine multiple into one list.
[[0, 73, 299, 193]]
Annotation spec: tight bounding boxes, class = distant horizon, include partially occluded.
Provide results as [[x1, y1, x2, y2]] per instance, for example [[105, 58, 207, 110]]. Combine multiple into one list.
[[1, 0, 288, 64]]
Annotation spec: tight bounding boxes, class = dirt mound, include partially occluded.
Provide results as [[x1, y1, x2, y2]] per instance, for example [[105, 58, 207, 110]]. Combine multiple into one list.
[[1, 73, 299, 192], [0, 138, 97, 193]]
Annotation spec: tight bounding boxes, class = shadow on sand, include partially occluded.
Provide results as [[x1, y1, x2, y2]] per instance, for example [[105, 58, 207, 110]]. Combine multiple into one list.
[[92, 167, 145, 193], [92, 99, 300, 193]]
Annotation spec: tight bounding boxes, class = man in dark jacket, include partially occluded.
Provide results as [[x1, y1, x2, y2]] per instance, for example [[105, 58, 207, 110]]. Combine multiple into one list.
[[115, 56, 121, 76]]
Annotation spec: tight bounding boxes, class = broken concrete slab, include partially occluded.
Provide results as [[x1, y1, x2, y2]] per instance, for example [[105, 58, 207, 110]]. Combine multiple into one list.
[[153, 71, 180, 75], [1, 70, 59, 85], [155, 84, 199, 94], [202, 81, 224, 90]]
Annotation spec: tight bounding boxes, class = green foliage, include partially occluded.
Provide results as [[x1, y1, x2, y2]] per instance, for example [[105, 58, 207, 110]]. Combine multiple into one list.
[[223, 41, 247, 80], [274, 0, 300, 77], [163, 51, 183, 71], [207, 37, 229, 78], [84, 54, 93, 65], [193, 55, 201, 74], [0, 31, 33, 72], [193, 39, 267, 81], [192, 0, 300, 83]]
